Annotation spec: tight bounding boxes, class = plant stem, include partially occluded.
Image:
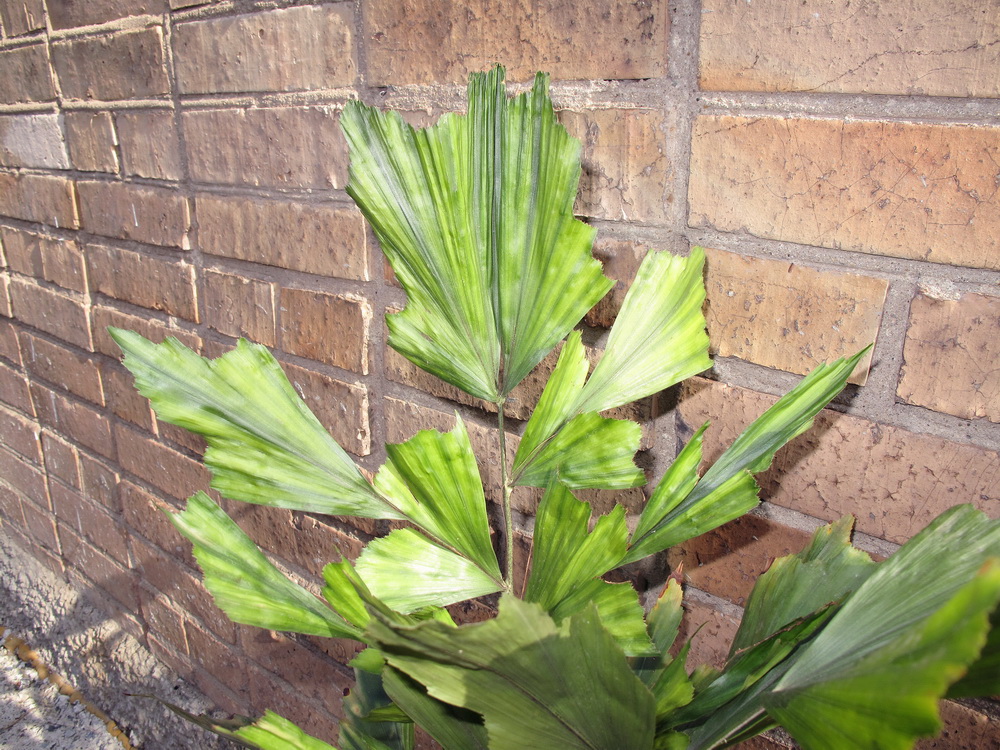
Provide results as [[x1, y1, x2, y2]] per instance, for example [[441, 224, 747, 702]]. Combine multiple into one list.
[[497, 402, 515, 588]]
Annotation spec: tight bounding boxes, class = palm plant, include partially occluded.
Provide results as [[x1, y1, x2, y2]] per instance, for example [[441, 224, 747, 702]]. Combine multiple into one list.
[[112, 67, 1000, 750]]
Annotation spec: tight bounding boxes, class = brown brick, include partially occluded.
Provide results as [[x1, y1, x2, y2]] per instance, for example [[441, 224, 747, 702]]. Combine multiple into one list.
[[64, 112, 118, 173], [0, 43, 54, 103], [139, 585, 189, 656], [48, 0, 169, 29], [363, 0, 666, 85], [79, 453, 119, 511], [0, 0, 45, 36], [202, 269, 274, 345], [584, 239, 647, 328], [116, 110, 182, 181], [678, 378, 1000, 545], [561, 108, 668, 223], [87, 243, 197, 320], [0, 319, 20, 364], [31, 384, 114, 459], [174, 5, 356, 94], [121, 481, 193, 567], [185, 623, 250, 700], [0, 482, 25, 529], [41, 431, 81, 488], [0, 173, 77, 229], [0, 114, 69, 169], [0, 274, 9, 317], [21, 333, 104, 405], [246, 662, 341, 736], [690, 116, 1000, 270], [0, 404, 40, 462], [281, 361, 369, 457], [156, 418, 205, 456], [8, 278, 91, 350], [78, 181, 191, 248], [0, 228, 86, 292], [899, 292, 1000, 423], [240, 629, 350, 710], [52, 27, 169, 101], [183, 107, 348, 189], [197, 195, 368, 281], [677, 596, 741, 671], [279, 287, 369, 374], [91, 304, 201, 359], [102, 360, 153, 429], [115, 422, 209, 501], [0, 361, 33, 414], [60, 523, 139, 610], [51, 483, 129, 564], [287, 513, 365, 577], [917, 700, 1000, 749], [704, 248, 885, 384], [700, 0, 1000, 98], [20, 498, 59, 552]]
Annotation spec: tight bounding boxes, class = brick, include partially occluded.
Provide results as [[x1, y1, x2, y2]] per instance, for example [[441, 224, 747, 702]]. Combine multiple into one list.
[[41, 431, 81, 488], [0, 228, 86, 292], [584, 239, 647, 328], [363, 0, 666, 85], [240, 629, 350, 710], [102, 360, 152, 429], [0, 0, 45, 36], [197, 195, 368, 281], [202, 269, 274, 345], [116, 110, 182, 181], [678, 378, 1000, 545], [700, 0, 1000, 98], [87, 243, 197, 320], [115, 422, 209, 501], [677, 596, 741, 670], [561, 108, 668, 223], [121, 481, 193, 567], [281, 361, 370, 457], [0, 275, 8, 317], [0, 173, 77, 229], [704, 248, 885, 384], [917, 700, 1000, 748], [60, 524, 139, 610], [52, 28, 169, 101], [0, 114, 68, 169], [51, 483, 129, 564], [139, 585, 188, 656], [0, 360, 33, 414], [0, 43, 54, 103], [64, 112, 118, 173], [156, 417, 205, 456], [287, 513, 365, 578], [246, 662, 341, 736], [0, 403, 39, 462], [0, 482, 25, 529], [899, 292, 1000, 423], [279, 287, 369, 374], [78, 181, 191, 248], [91, 304, 200, 359], [0, 319, 20, 364], [31, 384, 114, 459], [8, 278, 91, 350], [48, 0, 169, 29], [20, 498, 59, 552], [183, 107, 348, 189], [174, 5, 356, 94], [79, 453, 119, 511], [690, 116, 1000, 270], [21, 333, 104, 404], [185, 624, 250, 701]]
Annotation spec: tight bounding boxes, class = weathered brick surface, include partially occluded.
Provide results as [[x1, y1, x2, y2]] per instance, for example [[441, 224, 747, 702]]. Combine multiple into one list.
[[48, 0, 169, 29], [0, 360, 33, 414], [700, 0, 1000, 98], [280, 361, 370, 457], [91, 304, 200, 358], [52, 28, 170, 101], [115, 423, 209, 501], [20, 497, 59, 552], [279, 287, 369, 374], [87, 243, 198, 321], [78, 180, 191, 248], [197, 195, 368, 280], [584, 238, 647, 328], [32, 383, 114, 459], [0, 443, 47, 502], [899, 292, 1000, 423], [363, 0, 667, 85], [64, 112, 118, 173], [60, 524, 138, 610], [677, 597, 741, 670], [0, 404, 40, 462], [121, 481, 193, 566], [918, 700, 1000, 749], [202, 269, 274, 345], [183, 107, 348, 189], [690, 116, 1000, 270], [0, 0, 45, 36], [41, 431, 81, 488], [21, 332, 104, 405], [174, 5, 356, 94], [704, 248, 886, 383], [116, 110, 182, 181], [8, 278, 91, 350], [51, 484, 129, 564], [0, 228, 87, 292], [0, 114, 68, 170], [79, 453, 119, 511], [0, 43, 54, 103], [0, 173, 78, 229]]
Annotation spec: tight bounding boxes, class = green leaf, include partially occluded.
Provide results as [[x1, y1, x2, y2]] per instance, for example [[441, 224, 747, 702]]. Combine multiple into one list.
[[355, 529, 503, 613], [382, 668, 489, 750], [171, 492, 361, 639], [322, 560, 372, 631], [551, 578, 656, 657], [633, 578, 686, 688], [946, 604, 1000, 698], [368, 595, 656, 750], [343, 66, 611, 402], [111, 330, 388, 518], [340, 663, 414, 750]]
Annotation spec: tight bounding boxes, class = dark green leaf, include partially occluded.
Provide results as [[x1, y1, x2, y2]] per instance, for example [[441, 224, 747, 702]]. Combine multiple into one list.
[[382, 668, 489, 750]]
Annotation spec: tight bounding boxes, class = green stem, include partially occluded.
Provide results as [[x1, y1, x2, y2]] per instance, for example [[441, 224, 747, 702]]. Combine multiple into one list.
[[497, 402, 515, 588]]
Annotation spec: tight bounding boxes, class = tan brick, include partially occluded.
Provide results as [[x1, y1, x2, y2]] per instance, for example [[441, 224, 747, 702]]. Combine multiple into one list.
[[202, 269, 274, 346], [704, 248, 884, 384], [52, 27, 169, 101], [91, 304, 200, 358], [78, 180, 190, 248], [41, 431, 81, 488], [0, 114, 68, 170], [678, 378, 1000, 545], [64, 112, 118, 173], [0, 360, 33, 414], [115, 422, 210, 501], [917, 700, 1000, 749], [183, 107, 348, 189], [0, 228, 86, 292], [0, 404, 40, 462], [116, 110, 181, 181], [279, 287, 369, 374], [87, 243, 197, 321], [690, 116, 1000, 270], [197, 195, 368, 281], [0, 43, 54, 103], [363, 0, 666, 85], [8, 278, 91, 350], [21, 333, 104, 405], [174, 5, 355, 95], [280, 361, 370, 457], [0, 0, 45, 36], [677, 596, 741, 670], [899, 292, 1000, 423], [561, 108, 668, 223], [584, 239, 647, 328], [0, 173, 78, 229], [31, 383, 114, 459], [48, 0, 169, 29], [700, 0, 1000, 98]]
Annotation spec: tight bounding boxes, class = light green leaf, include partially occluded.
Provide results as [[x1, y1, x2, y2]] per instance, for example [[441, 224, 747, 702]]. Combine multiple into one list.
[[551, 578, 656, 657], [368, 595, 656, 750], [355, 529, 503, 613], [634, 578, 686, 688], [382, 668, 489, 750], [111, 330, 389, 518], [171, 492, 361, 639], [947, 605, 1000, 698], [322, 560, 371, 631], [652, 641, 694, 722], [151, 703, 339, 750], [343, 66, 611, 402]]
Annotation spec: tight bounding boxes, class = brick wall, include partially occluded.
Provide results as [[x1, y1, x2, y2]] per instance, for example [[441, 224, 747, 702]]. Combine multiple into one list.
[[0, 0, 997, 746]]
